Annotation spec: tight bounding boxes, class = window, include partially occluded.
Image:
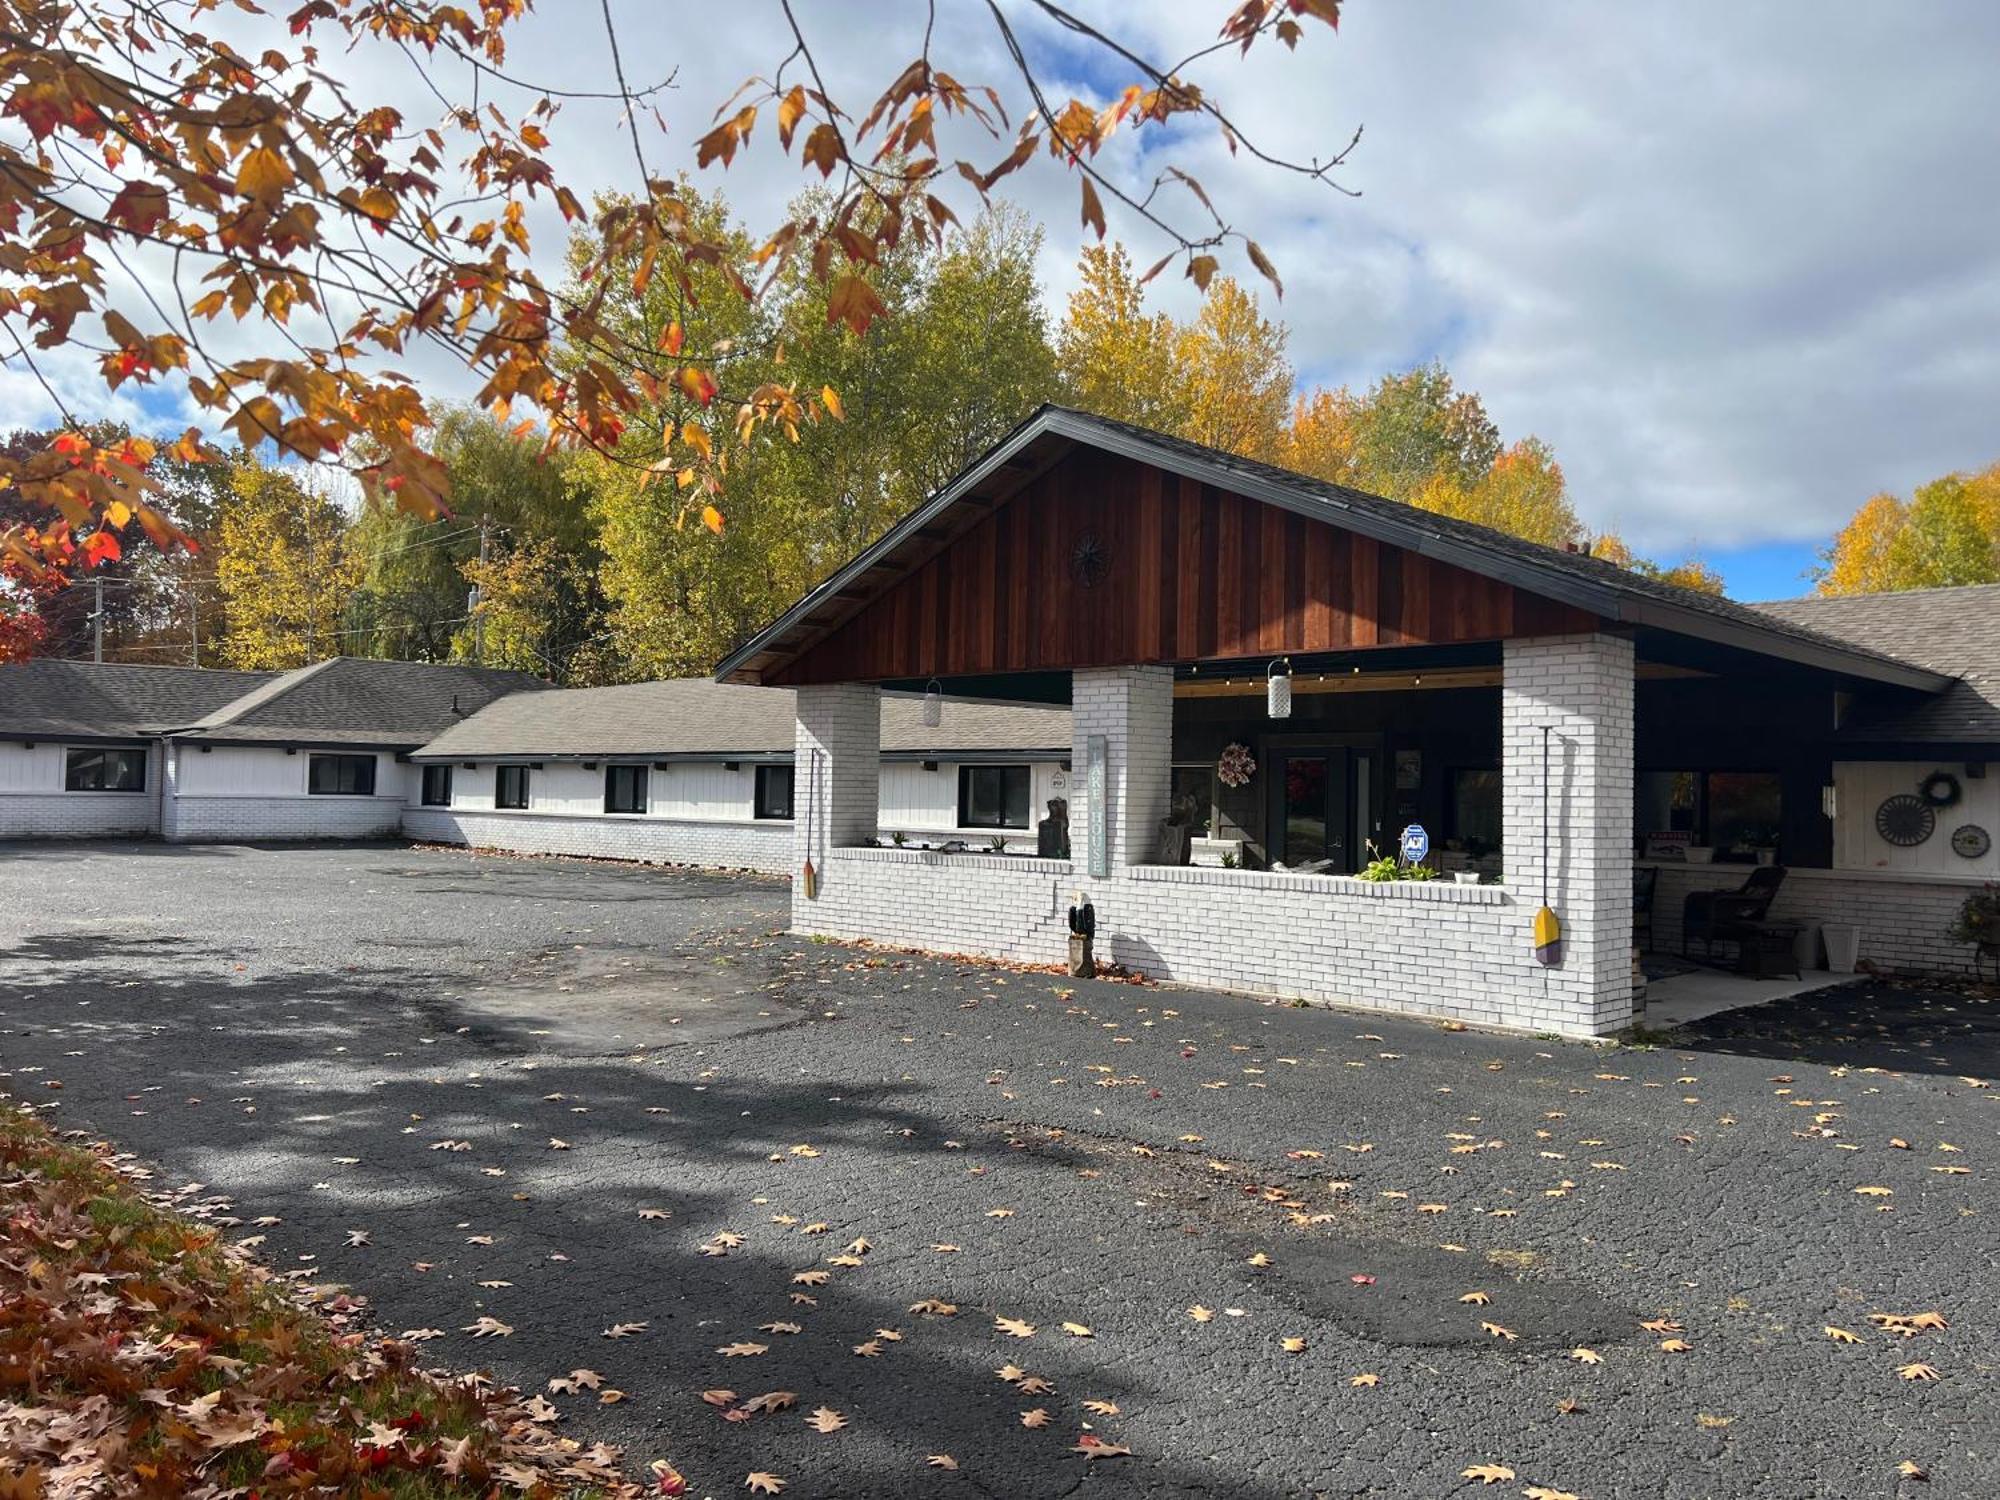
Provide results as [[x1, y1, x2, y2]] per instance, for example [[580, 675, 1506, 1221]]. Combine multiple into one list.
[[65, 746, 146, 792], [495, 764, 530, 810], [1170, 765, 1215, 838], [959, 764, 1030, 829], [754, 763, 794, 820], [1637, 770, 1782, 859], [307, 753, 376, 796], [420, 764, 453, 807], [1449, 769, 1502, 854], [605, 763, 648, 814]]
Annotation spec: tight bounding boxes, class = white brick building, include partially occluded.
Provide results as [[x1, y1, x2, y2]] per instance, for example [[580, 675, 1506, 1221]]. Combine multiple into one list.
[[718, 406, 1994, 1037]]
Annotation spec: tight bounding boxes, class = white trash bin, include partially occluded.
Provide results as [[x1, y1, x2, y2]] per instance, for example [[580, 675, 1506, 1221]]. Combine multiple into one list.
[[1822, 923, 1860, 975]]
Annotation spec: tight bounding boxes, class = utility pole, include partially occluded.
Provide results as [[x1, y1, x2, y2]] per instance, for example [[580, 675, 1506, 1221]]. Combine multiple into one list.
[[91, 575, 104, 663], [471, 515, 489, 665], [187, 574, 199, 666]]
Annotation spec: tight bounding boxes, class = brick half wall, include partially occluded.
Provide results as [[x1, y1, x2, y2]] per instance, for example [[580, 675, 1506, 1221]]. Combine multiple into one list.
[[402, 808, 792, 874]]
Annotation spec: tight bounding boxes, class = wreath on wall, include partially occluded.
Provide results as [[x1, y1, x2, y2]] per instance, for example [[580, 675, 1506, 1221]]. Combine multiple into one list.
[[1919, 769, 1963, 808], [1217, 742, 1257, 789]]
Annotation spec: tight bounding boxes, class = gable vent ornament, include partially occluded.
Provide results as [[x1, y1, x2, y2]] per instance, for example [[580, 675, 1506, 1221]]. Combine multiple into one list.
[[921, 678, 943, 729], [1267, 658, 1292, 719]]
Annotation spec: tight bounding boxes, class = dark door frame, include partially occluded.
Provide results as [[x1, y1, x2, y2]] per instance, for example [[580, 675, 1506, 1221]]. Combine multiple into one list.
[[1262, 733, 1384, 873]]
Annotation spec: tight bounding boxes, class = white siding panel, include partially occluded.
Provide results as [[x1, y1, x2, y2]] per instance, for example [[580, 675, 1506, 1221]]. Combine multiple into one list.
[[661, 762, 756, 821], [176, 745, 305, 796], [1835, 760, 2000, 878]]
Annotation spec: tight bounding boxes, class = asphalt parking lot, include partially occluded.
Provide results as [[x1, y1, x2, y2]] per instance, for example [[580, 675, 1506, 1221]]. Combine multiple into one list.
[[2, 840, 1997, 1499]]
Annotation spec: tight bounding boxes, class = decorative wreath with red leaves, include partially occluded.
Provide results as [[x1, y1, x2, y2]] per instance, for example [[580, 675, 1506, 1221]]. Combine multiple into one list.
[[1217, 742, 1257, 789]]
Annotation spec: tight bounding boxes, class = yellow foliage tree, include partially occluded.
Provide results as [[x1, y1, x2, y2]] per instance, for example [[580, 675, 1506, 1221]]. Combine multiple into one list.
[[1057, 244, 1193, 436], [1818, 465, 2000, 594], [1174, 279, 1294, 462], [214, 461, 361, 670]]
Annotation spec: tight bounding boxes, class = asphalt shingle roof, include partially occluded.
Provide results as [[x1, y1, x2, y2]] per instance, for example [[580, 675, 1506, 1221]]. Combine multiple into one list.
[[0, 660, 279, 740], [413, 678, 1071, 761], [1755, 584, 2000, 742], [172, 657, 549, 748]]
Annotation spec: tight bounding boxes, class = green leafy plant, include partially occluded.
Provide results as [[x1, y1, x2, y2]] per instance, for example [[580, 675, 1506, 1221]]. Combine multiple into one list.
[[1220, 851, 1239, 869], [988, 834, 1009, 853], [890, 830, 908, 848], [1358, 854, 1402, 882], [1948, 882, 2000, 948]]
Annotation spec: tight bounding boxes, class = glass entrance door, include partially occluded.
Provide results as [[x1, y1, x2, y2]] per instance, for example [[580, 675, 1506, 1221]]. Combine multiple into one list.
[[1271, 746, 1380, 873]]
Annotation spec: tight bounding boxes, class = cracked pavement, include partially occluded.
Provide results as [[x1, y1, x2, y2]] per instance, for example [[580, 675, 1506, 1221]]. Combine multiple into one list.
[[2, 841, 1997, 1498]]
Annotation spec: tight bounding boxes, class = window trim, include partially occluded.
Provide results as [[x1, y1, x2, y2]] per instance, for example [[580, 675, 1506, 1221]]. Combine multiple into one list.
[[495, 763, 531, 810], [957, 763, 1032, 830], [754, 762, 794, 821], [64, 745, 147, 793], [604, 762, 649, 815], [307, 752, 377, 797], [420, 764, 453, 807]]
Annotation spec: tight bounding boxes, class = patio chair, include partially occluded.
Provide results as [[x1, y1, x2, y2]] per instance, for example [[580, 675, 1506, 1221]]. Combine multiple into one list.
[[1633, 865, 1659, 951], [1681, 866, 1786, 959]]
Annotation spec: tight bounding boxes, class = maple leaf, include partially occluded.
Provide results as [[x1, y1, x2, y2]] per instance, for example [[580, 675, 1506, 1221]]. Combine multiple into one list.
[[792, 1270, 830, 1286], [1020, 1407, 1052, 1429], [910, 1298, 958, 1316], [1016, 1375, 1056, 1395], [1461, 1463, 1516, 1484], [806, 1407, 847, 1433], [1898, 1362, 1941, 1381], [1569, 1348, 1602, 1365], [1639, 1317, 1682, 1333], [1188, 1305, 1215, 1323], [995, 1316, 1037, 1338], [739, 1391, 797, 1416], [851, 1339, 883, 1357], [745, 1473, 786, 1495], [1082, 1399, 1120, 1415], [1281, 1336, 1307, 1353]]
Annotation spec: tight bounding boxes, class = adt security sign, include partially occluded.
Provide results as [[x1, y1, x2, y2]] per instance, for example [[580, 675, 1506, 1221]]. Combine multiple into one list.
[[1399, 823, 1430, 865]]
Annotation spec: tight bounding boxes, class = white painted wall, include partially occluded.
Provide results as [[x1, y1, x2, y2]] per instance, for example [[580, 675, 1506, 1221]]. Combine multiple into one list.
[[0, 742, 64, 792], [1833, 760, 2000, 878], [0, 741, 160, 838], [167, 745, 412, 842]]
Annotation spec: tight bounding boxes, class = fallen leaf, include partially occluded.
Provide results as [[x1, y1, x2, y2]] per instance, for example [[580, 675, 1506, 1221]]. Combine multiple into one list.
[[718, 1342, 768, 1358], [700, 1389, 737, 1408], [1020, 1407, 1051, 1428], [1569, 1348, 1602, 1365], [926, 1455, 958, 1470], [1461, 1463, 1516, 1484], [1897, 1460, 1929, 1480], [1071, 1437, 1132, 1460], [995, 1316, 1037, 1338], [1898, 1362, 1941, 1381], [1349, 1373, 1379, 1387], [603, 1322, 648, 1339], [1061, 1322, 1093, 1338], [745, 1474, 786, 1495], [1480, 1322, 1517, 1342], [1825, 1326, 1863, 1344], [461, 1316, 513, 1338], [1082, 1399, 1120, 1415], [1459, 1291, 1492, 1305], [1659, 1338, 1693, 1353], [1281, 1336, 1307, 1353], [806, 1407, 846, 1434], [1187, 1305, 1215, 1323]]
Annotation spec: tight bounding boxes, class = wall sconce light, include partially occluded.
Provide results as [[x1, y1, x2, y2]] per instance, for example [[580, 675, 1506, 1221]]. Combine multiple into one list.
[[1266, 658, 1292, 719], [921, 677, 943, 728], [1821, 784, 1838, 819], [922, 760, 940, 772]]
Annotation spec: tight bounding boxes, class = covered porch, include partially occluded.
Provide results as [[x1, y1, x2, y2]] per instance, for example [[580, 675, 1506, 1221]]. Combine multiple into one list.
[[717, 407, 1953, 1038]]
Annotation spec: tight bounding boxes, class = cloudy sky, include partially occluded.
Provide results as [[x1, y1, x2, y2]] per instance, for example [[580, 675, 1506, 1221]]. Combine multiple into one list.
[[20, 2, 2000, 600]]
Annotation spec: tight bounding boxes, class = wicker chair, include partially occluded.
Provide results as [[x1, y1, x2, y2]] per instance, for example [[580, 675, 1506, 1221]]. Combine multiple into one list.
[[1681, 866, 1786, 959]]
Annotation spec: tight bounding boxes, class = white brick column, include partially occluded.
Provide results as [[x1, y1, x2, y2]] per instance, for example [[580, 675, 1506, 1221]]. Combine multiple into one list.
[[793, 683, 880, 909], [1503, 633, 1635, 1033], [1071, 666, 1174, 873]]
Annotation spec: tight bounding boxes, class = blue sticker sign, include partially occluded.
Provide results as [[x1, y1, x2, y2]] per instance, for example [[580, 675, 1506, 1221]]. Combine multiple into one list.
[[1399, 823, 1430, 865]]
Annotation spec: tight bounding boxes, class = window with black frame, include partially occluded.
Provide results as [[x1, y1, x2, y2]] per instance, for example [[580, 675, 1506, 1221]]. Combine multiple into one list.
[[495, 764, 530, 809], [64, 746, 146, 792], [754, 763, 793, 820], [1636, 770, 1782, 860], [1449, 768, 1503, 855], [420, 764, 453, 806], [959, 764, 1030, 829], [604, 763, 648, 814], [307, 753, 376, 796]]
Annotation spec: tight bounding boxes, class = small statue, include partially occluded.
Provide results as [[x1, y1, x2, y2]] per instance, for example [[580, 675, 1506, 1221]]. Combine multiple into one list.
[[1038, 796, 1070, 859], [1066, 892, 1095, 978]]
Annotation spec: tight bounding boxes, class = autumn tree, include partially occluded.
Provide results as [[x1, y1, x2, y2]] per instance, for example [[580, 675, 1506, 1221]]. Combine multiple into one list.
[[1817, 465, 2000, 594], [1057, 243, 1195, 435], [0, 0, 1350, 616], [213, 460, 361, 670]]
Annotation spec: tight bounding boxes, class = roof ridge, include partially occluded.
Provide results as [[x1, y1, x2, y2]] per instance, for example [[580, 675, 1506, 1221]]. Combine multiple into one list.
[[1757, 581, 2000, 606], [169, 657, 342, 733]]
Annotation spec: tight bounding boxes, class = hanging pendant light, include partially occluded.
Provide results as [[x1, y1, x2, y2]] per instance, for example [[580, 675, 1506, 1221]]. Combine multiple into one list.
[[921, 677, 944, 728], [1267, 658, 1292, 719]]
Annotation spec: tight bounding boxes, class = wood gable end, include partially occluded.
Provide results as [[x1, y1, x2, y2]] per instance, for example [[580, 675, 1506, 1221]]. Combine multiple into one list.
[[770, 446, 1601, 685]]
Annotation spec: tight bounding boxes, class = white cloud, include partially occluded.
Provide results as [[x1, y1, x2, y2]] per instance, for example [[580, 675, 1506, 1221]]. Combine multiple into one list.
[[17, 1, 1999, 559]]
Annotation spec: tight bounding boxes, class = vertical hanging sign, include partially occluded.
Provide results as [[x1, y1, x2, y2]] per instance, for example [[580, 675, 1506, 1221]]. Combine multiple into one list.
[[1086, 734, 1109, 879]]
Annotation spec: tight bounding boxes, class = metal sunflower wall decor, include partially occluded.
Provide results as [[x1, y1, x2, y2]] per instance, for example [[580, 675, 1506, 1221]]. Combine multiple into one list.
[[1875, 793, 1936, 848], [1069, 531, 1110, 588]]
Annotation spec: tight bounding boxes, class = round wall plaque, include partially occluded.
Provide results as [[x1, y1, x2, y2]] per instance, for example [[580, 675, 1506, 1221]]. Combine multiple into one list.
[[1875, 793, 1936, 848], [1951, 824, 1992, 860]]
